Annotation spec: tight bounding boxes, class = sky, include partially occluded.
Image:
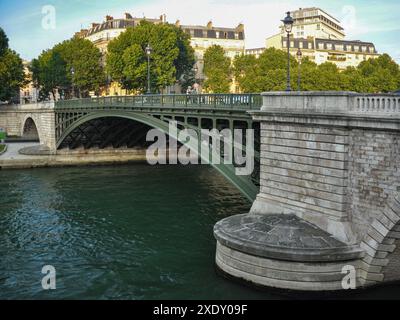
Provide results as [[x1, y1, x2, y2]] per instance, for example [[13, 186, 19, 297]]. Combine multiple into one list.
[[0, 0, 399, 62]]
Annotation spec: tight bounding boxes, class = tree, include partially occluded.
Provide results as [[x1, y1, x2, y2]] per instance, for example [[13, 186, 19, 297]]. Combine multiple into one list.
[[233, 48, 298, 92], [31, 49, 69, 100], [55, 37, 105, 97], [203, 45, 232, 93], [0, 27, 25, 103], [31, 37, 105, 99], [233, 54, 260, 93], [106, 21, 195, 93], [0, 27, 9, 56], [357, 54, 400, 93], [233, 47, 400, 93]]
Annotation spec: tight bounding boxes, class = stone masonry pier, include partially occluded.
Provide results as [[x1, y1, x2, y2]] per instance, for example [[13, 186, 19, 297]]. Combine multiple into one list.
[[215, 92, 400, 291]]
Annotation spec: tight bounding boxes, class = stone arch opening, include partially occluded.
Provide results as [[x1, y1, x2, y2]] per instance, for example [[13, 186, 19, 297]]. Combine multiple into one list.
[[22, 117, 40, 141], [360, 193, 400, 286]]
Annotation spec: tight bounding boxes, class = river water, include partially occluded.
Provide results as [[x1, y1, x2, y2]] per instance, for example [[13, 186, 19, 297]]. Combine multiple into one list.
[[0, 164, 399, 299]]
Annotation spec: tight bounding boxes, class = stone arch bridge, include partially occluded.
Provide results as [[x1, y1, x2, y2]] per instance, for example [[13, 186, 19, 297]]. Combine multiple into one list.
[[2, 92, 400, 292]]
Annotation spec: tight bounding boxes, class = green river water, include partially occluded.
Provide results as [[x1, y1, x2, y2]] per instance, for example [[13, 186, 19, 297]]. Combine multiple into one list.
[[0, 164, 399, 299]]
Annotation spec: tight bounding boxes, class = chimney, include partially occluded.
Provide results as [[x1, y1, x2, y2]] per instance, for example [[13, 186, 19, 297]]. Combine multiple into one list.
[[207, 21, 213, 29], [161, 14, 167, 23], [236, 23, 244, 32], [105, 15, 113, 21], [125, 13, 133, 19]]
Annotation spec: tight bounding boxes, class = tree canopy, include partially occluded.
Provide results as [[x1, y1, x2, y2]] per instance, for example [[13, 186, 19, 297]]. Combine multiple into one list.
[[0, 27, 9, 56], [31, 37, 105, 99], [203, 45, 232, 93], [232, 48, 400, 93], [106, 21, 195, 93], [31, 50, 69, 100], [0, 27, 25, 102]]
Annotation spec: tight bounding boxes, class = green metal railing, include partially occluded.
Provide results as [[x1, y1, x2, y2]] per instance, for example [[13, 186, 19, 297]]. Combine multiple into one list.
[[55, 94, 262, 110]]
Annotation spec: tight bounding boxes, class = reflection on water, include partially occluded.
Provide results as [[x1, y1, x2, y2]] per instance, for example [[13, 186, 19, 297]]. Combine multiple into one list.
[[0, 165, 399, 300]]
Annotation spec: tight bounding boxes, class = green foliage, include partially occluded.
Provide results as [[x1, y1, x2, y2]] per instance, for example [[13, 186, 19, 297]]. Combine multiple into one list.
[[31, 50, 69, 100], [106, 21, 195, 93], [203, 45, 232, 93], [0, 27, 9, 56], [0, 27, 25, 102], [55, 37, 105, 96], [233, 48, 400, 93], [31, 37, 105, 99], [234, 48, 297, 92], [356, 54, 400, 93]]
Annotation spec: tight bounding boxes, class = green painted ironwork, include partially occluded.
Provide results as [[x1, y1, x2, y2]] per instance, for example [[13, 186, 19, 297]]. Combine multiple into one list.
[[54, 94, 262, 201], [55, 94, 262, 110]]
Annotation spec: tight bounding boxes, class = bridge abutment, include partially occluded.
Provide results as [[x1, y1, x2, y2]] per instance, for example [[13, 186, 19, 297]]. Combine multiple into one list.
[[215, 92, 400, 291], [0, 102, 57, 152]]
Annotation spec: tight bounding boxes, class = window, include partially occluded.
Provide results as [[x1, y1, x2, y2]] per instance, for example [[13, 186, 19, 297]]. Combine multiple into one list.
[[299, 42, 303, 49], [308, 42, 312, 49], [316, 24, 320, 30]]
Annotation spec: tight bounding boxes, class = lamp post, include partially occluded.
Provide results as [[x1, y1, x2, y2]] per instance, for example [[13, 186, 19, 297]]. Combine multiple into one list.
[[296, 48, 303, 92], [281, 11, 294, 92], [70, 67, 75, 99], [145, 44, 153, 94], [193, 65, 199, 93]]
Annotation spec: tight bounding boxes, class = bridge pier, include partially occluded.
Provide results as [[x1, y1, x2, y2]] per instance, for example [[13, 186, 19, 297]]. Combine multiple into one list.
[[215, 92, 400, 291]]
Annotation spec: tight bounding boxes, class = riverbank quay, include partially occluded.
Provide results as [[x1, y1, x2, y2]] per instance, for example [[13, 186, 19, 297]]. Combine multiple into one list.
[[0, 142, 163, 169]]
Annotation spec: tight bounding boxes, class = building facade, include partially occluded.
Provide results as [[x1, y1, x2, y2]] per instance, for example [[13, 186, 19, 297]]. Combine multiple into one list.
[[264, 7, 379, 69], [75, 14, 245, 94], [244, 47, 265, 58], [19, 60, 40, 104], [178, 20, 245, 93]]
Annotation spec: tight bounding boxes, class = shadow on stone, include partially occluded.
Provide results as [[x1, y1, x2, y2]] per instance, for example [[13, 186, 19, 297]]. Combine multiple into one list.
[[19, 145, 52, 156]]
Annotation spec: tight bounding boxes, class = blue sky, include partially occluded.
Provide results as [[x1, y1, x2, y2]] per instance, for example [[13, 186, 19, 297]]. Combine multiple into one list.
[[1, 0, 399, 62]]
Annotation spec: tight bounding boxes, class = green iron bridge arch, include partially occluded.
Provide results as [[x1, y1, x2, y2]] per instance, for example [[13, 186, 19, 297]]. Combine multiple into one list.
[[55, 94, 262, 201]]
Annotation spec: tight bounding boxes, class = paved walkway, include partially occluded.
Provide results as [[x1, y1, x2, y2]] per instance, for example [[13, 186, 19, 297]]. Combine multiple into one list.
[[0, 142, 44, 160]]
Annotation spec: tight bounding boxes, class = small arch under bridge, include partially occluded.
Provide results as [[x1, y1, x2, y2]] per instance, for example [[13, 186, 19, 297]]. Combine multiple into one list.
[[55, 94, 262, 201]]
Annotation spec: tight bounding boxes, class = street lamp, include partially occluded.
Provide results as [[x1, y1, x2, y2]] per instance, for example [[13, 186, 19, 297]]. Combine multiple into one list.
[[192, 65, 199, 95], [70, 67, 75, 99], [281, 11, 294, 92], [296, 48, 303, 92], [145, 44, 153, 94]]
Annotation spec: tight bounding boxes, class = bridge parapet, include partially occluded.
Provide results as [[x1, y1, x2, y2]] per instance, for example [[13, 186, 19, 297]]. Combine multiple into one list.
[[261, 91, 400, 118], [55, 94, 262, 110]]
